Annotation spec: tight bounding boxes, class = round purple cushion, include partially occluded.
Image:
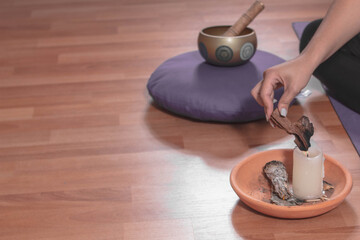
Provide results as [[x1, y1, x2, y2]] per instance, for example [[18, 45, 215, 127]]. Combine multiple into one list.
[[147, 50, 285, 122]]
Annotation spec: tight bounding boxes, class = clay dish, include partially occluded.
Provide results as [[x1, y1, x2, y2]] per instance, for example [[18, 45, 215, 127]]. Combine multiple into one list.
[[230, 149, 353, 219]]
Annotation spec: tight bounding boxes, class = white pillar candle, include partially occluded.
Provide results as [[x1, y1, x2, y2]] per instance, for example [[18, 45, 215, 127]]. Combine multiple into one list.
[[292, 141, 324, 200]]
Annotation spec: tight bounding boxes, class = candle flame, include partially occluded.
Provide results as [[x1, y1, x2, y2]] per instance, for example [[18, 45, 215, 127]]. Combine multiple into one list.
[[301, 150, 309, 157]]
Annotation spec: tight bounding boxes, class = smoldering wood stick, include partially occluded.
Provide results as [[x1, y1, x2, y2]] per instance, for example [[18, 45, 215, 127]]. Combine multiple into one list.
[[270, 109, 314, 151], [223, 0, 264, 37]]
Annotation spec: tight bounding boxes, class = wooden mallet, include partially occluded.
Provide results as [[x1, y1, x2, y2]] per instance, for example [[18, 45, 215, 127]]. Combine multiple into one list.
[[223, 0, 264, 37]]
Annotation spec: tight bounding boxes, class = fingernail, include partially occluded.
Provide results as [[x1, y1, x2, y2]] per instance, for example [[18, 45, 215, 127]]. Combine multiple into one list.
[[280, 108, 287, 117], [265, 115, 269, 122], [270, 121, 275, 128]]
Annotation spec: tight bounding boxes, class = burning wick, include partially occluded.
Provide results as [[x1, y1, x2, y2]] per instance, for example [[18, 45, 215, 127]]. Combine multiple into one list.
[[301, 150, 309, 158]]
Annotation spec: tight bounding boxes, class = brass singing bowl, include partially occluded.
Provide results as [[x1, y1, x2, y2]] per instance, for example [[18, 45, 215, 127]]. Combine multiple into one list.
[[198, 25, 257, 66]]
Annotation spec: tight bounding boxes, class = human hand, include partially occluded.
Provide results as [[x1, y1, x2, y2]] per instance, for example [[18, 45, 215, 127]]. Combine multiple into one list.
[[251, 56, 314, 120]]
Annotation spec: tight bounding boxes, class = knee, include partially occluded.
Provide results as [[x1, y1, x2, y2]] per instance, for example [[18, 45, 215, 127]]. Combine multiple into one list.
[[299, 19, 323, 53]]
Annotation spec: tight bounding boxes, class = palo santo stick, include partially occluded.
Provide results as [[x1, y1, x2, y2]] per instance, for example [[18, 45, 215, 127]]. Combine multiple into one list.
[[223, 0, 264, 37]]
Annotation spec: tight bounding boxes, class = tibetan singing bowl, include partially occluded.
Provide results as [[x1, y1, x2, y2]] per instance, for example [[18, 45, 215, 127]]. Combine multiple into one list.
[[198, 25, 257, 66]]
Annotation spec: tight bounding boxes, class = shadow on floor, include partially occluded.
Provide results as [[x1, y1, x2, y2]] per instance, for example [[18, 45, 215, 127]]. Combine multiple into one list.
[[143, 101, 297, 167], [230, 199, 358, 239]]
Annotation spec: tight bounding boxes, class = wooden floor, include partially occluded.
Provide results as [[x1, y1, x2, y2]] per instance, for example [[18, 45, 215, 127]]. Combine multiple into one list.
[[0, 0, 359, 239]]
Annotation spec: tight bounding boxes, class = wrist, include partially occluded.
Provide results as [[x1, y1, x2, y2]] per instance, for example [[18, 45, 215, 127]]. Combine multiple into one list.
[[295, 51, 321, 73]]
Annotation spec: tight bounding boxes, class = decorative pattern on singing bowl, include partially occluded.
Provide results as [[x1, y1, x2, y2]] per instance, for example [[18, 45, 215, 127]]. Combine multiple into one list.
[[230, 149, 353, 219]]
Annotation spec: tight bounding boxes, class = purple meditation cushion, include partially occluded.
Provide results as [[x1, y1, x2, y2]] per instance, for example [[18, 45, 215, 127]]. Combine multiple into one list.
[[147, 50, 285, 122]]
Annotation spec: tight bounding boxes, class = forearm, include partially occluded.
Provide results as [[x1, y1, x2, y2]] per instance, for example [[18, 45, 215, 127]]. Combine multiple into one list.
[[300, 0, 360, 68], [251, 0, 360, 118]]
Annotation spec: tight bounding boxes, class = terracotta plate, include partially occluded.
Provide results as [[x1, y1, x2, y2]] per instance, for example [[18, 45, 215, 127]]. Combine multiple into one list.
[[230, 149, 353, 219]]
